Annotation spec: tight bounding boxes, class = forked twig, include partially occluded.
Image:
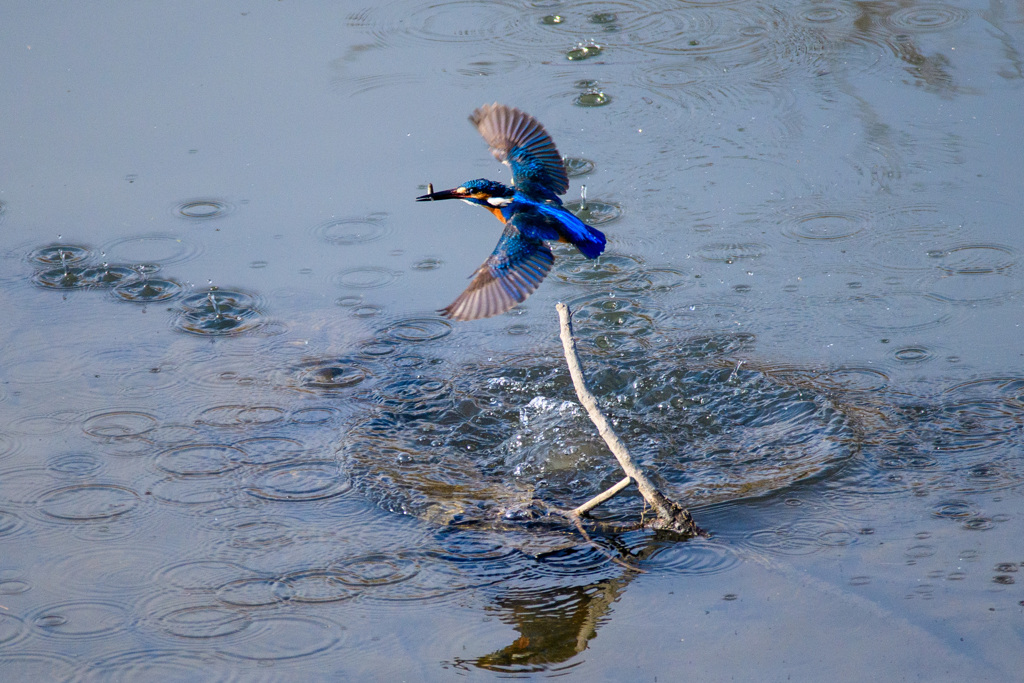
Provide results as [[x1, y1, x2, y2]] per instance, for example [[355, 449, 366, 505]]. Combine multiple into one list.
[[556, 303, 703, 537], [571, 476, 632, 517]]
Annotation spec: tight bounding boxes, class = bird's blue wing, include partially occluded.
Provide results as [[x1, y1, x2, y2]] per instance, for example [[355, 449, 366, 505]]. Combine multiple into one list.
[[471, 103, 570, 197], [440, 223, 554, 321]]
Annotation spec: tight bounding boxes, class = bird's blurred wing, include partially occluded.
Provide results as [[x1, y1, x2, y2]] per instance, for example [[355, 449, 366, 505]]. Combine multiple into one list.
[[470, 103, 570, 196], [440, 223, 554, 321]]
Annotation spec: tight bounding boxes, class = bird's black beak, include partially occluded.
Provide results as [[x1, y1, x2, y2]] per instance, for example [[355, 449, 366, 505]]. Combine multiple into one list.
[[416, 186, 462, 202]]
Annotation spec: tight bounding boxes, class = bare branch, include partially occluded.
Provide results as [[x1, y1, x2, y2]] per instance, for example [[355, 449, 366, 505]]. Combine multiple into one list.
[[556, 302, 703, 536], [572, 476, 632, 517]]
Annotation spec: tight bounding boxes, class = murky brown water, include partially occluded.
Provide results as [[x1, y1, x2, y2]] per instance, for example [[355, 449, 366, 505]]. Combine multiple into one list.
[[1, 0, 1022, 679]]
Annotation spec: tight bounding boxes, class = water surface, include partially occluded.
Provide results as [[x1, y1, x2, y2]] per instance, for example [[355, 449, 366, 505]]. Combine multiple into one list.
[[1, 0, 1022, 679]]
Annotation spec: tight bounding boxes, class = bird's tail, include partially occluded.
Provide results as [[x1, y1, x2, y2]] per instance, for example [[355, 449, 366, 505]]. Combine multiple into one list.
[[574, 222, 607, 259]]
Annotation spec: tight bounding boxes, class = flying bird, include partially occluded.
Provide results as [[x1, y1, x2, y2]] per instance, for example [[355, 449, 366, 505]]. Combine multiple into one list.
[[416, 103, 606, 321]]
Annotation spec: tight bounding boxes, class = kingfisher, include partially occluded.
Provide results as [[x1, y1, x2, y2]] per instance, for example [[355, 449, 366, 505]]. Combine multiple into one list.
[[416, 103, 606, 321]]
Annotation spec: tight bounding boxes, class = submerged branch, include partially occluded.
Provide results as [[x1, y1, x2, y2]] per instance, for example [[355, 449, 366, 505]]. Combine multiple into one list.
[[556, 303, 704, 537], [571, 476, 632, 517]]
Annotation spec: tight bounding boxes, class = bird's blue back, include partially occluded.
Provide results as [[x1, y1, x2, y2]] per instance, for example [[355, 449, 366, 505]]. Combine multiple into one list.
[[502, 194, 606, 259]]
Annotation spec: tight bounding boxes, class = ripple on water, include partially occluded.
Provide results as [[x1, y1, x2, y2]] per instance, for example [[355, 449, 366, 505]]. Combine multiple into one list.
[[181, 289, 257, 312], [453, 52, 529, 79], [563, 157, 595, 177], [112, 278, 184, 303], [933, 243, 1017, 274], [156, 444, 245, 476], [295, 358, 374, 394], [866, 204, 961, 271], [290, 406, 343, 425], [332, 68, 423, 97], [3, 344, 91, 391], [927, 243, 1020, 302], [932, 500, 977, 519], [529, 543, 624, 579], [742, 519, 856, 556], [893, 346, 932, 363], [48, 452, 104, 477], [31, 600, 128, 640], [885, 4, 969, 33], [312, 213, 390, 245], [696, 242, 769, 263], [75, 264, 141, 288], [634, 537, 740, 575], [175, 289, 265, 336], [614, 267, 693, 294], [216, 578, 293, 607], [413, 257, 443, 271], [568, 2, 726, 50], [102, 234, 204, 266], [633, 59, 790, 118], [282, 570, 357, 604], [216, 614, 344, 661], [777, 204, 870, 241], [0, 653, 76, 681], [350, 0, 531, 48], [398, 552, 520, 599], [0, 432, 19, 460], [82, 650, 225, 682], [55, 544, 165, 595], [173, 198, 233, 220], [0, 569, 30, 595], [244, 461, 351, 502], [566, 41, 603, 61], [358, 335, 401, 358], [566, 294, 662, 350], [798, 3, 856, 25], [222, 518, 297, 550], [32, 265, 95, 290], [332, 266, 402, 289], [149, 476, 235, 506], [83, 411, 160, 439], [929, 272, 1021, 304], [233, 437, 307, 465], [0, 612, 27, 648], [565, 199, 622, 225], [642, 8, 771, 57], [36, 484, 141, 522], [955, 461, 1023, 494], [196, 404, 286, 427], [28, 243, 92, 265], [0, 467, 57, 506], [379, 317, 453, 343], [154, 559, 256, 592], [332, 553, 421, 589], [575, 86, 612, 107], [370, 376, 454, 417], [156, 606, 252, 639], [823, 366, 890, 393], [557, 253, 644, 285], [840, 376, 1024, 496], [945, 377, 1024, 408], [842, 292, 952, 332], [0, 510, 26, 538]]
